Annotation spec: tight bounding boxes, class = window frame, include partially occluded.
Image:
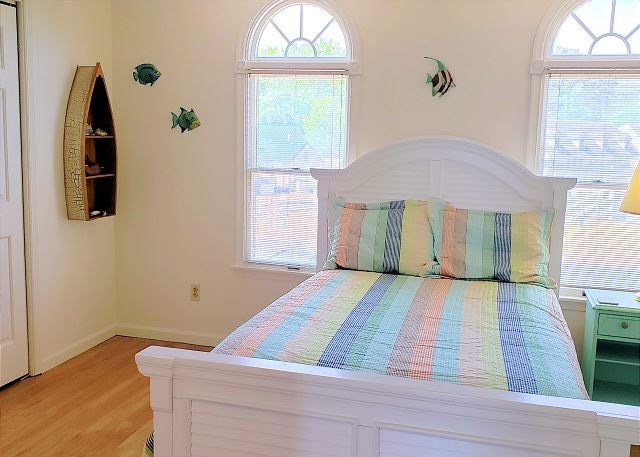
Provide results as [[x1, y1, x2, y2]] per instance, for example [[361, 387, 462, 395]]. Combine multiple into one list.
[[236, 0, 358, 274], [528, 0, 640, 295]]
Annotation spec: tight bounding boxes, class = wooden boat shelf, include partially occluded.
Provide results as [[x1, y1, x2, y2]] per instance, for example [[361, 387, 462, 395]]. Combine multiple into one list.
[[63, 62, 117, 221]]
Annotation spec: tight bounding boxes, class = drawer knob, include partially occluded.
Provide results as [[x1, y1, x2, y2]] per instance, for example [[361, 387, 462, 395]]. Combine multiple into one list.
[[621, 321, 629, 329]]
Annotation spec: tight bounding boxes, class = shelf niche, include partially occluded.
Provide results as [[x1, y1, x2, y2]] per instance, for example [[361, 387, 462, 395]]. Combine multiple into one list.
[[63, 62, 117, 221]]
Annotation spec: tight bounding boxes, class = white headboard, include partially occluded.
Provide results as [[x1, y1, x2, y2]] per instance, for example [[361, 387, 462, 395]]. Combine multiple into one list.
[[310, 136, 576, 292]]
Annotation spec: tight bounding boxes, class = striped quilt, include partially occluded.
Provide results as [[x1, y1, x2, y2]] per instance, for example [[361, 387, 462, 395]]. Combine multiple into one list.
[[142, 270, 588, 456], [216, 270, 588, 399]]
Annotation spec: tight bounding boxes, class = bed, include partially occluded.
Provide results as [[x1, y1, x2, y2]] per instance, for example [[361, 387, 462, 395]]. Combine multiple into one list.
[[214, 271, 587, 400], [137, 137, 640, 457]]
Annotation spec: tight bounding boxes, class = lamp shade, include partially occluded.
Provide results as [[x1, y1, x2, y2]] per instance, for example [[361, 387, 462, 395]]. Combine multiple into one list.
[[621, 163, 640, 215]]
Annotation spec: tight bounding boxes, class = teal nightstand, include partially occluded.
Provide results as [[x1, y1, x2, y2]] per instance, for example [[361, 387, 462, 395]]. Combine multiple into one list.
[[582, 289, 640, 406]]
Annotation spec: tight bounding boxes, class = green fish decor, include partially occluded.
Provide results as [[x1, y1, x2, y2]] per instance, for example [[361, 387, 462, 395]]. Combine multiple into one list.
[[133, 63, 161, 86], [171, 107, 201, 133], [424, 57, 456, 97]]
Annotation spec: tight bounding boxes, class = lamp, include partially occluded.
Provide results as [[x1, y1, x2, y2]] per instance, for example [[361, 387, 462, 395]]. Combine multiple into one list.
[[620, 162, 640, 301], [620, 163, 640, 215]]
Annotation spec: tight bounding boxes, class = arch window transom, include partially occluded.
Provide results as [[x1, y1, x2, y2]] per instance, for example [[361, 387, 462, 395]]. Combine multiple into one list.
[[255, 2, 348, 58], [553, 0, 640, 56]]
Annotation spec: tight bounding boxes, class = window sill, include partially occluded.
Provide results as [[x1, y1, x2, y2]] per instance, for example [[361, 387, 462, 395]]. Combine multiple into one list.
[[232, 263, 315, 281]]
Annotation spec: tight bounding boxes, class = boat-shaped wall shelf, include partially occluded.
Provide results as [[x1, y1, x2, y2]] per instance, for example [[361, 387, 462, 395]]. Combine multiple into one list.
[[63, 62, 117, 221]]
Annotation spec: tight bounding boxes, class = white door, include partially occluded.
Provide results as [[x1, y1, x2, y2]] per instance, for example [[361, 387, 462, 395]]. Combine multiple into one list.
[[0, 3, 28, 387]]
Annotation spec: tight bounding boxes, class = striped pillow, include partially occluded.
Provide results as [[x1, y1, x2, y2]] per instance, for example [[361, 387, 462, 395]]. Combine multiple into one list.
[[429, 201, 556, 288], [324, 199, 436, 276]]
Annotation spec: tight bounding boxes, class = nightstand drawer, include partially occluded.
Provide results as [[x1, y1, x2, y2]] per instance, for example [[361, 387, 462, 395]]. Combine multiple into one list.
[[598, 314, 640, 339]]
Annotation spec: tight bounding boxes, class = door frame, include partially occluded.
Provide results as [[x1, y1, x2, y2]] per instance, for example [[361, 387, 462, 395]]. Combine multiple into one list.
[[14, 0, 41, 375]]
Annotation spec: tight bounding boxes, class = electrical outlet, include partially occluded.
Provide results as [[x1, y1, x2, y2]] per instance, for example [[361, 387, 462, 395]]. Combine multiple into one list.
[[190, 284, 201, 301]]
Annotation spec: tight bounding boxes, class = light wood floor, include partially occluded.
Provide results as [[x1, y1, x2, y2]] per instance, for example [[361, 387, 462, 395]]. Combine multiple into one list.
[[0, 336, 211, 457], [0, 336, 638, 457]]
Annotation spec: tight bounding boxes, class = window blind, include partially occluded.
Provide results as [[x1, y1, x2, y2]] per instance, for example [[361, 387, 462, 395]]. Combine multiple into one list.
[[246, 74, 348, 268], [540, 73, 640, 291]]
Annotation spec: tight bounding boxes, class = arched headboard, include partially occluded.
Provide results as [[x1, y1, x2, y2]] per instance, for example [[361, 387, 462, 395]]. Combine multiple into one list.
[[311, 136, 576, 292]]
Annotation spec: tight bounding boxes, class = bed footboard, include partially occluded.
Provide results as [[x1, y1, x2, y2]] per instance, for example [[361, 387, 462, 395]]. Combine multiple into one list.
[[137, 346, 639, 457]]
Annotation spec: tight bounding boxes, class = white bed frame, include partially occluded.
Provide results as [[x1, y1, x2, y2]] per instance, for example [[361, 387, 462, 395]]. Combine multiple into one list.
[[137, 137, 640, 457]]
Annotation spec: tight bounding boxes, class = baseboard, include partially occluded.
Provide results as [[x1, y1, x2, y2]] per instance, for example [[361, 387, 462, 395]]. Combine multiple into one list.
[[116, 323, 224, 347], [35, 324, 117, 374]]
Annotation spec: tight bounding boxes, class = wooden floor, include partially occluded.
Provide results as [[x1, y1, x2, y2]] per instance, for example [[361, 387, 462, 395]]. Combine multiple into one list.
[[0, 336, 211, 457], [0, 336, 638, 457]]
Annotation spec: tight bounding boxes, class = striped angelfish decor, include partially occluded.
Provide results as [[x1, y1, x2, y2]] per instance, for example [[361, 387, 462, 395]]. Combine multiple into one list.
[[324, 199, 436, 277]]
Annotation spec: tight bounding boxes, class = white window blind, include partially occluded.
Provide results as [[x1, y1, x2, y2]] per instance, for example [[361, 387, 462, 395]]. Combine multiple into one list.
[[539, 74, 640, 291], [246, 74, 348, 268]]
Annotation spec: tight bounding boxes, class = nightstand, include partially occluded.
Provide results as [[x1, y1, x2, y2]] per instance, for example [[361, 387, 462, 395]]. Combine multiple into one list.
[[582, 289, 640, 406]]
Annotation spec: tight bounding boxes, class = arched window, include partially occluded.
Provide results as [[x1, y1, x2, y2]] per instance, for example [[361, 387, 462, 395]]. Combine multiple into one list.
[[242, 1, 353, 269], [552, 0, 640, 56], [534, 0, 640, 291], [253, 3, 348, 58]]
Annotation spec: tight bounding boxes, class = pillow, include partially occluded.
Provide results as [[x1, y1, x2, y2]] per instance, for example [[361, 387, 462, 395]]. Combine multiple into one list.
[[324, 199, 436, 277], [429, 200, 556, 288]]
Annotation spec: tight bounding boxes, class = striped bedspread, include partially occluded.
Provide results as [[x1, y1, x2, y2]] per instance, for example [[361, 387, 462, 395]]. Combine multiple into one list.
[[142, 270, 588, 456], [216, 270, 588, 399]]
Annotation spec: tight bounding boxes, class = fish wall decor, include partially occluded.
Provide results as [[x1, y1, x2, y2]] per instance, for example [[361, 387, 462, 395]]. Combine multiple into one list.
[[424, 57, 455, 97], [171, 107, 201, 133], [133, 63, 162, 86]]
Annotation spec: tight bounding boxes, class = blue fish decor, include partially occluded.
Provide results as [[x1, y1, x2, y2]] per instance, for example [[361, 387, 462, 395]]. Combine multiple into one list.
[[171, 107, 201, 133], [424, 57, 455, 97], [133, 63, 161, 86]]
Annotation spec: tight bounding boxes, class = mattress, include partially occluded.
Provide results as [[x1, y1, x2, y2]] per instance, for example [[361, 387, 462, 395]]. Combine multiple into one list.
[[215, 269, 588, 399]]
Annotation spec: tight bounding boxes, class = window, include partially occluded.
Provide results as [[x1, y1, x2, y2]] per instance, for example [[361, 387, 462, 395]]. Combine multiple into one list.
[[536, 0, 640, 291], [243, 1, 352, 269]]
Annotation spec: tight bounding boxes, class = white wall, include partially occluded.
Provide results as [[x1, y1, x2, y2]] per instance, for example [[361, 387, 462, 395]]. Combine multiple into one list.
[[349, 0, 553, 162], [24, 0, 117, 373], [110, 0, 592, 350], [112, 0, 306, 344]]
